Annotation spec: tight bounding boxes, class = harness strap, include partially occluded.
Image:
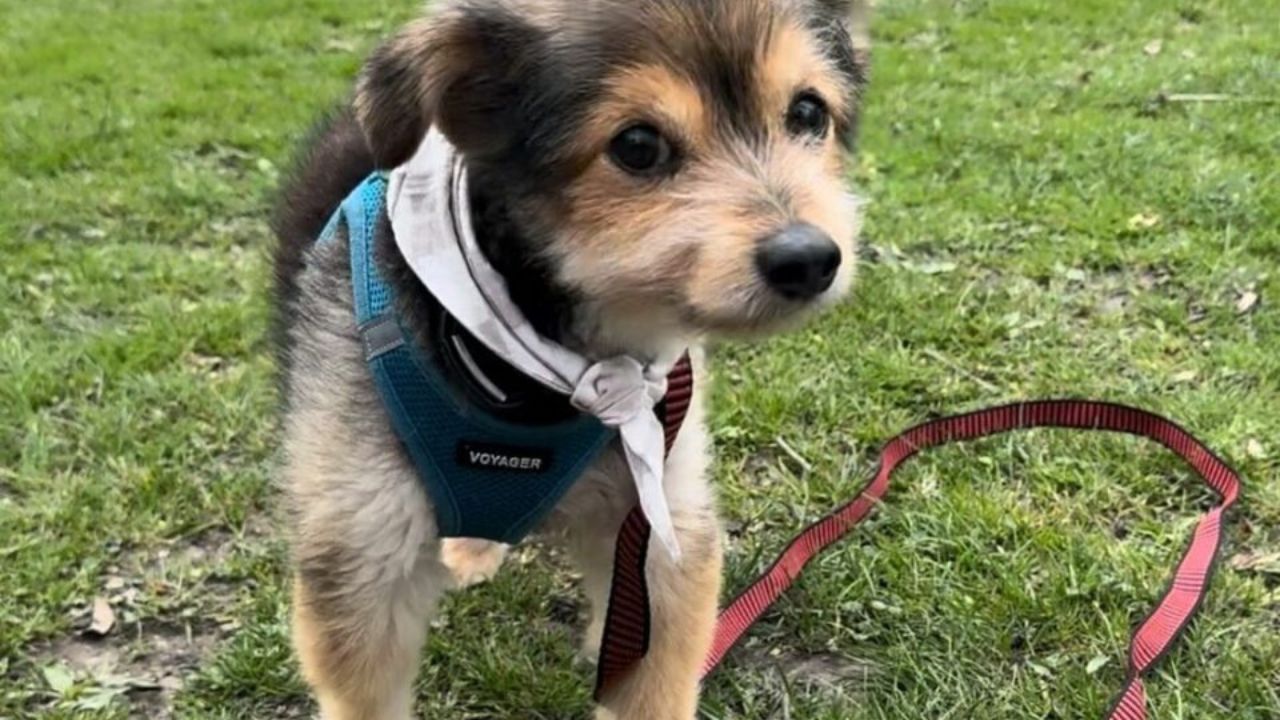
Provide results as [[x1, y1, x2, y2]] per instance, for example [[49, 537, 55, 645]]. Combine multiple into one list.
[[596, 400, 1241, 720]]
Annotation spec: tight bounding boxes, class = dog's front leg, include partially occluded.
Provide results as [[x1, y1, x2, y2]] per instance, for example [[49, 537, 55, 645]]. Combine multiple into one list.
[[594, 503, 723, 720], [573, 395, 722, 720]]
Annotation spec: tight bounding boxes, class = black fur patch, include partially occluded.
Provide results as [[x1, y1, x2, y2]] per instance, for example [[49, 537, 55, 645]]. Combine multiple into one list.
[[271, 108, 375, 385]]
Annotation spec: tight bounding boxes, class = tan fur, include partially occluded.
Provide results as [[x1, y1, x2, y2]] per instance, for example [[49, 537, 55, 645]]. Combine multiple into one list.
[[440, 538, 509, 588], [761, 23, 850, 133], [280, 232, 444, 720], [574, 65, 712, 161]]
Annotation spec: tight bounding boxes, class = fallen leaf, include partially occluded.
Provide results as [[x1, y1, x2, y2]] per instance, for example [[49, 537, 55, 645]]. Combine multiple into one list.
[[1172, 370, 1198, 384], [1236, 290, 1260, 315], [1246, 439, 1266, 459], [104, 575, 126, 592], [1127, 212, 1162, 231], [87, 596, 116, 637], [73, 689, 122, 711], [43, 663, 75, 695], [323, 38, 357, 53], [914, 260, 958, 275], [1027, 661, 1054, 679], [1143, 39, 1164, 56], [1086, 655, 1111, 675]]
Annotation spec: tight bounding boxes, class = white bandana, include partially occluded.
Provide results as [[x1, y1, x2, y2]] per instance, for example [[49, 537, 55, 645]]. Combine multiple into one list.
[[386, 129, 683, 561]]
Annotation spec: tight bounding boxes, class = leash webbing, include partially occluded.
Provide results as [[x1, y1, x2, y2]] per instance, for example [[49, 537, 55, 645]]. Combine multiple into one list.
[[592, 355, 695, 696], [596, 400, 1242, 719]]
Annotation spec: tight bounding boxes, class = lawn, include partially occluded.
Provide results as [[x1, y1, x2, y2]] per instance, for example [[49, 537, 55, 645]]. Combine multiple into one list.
[[2, 0, 1277, 718]]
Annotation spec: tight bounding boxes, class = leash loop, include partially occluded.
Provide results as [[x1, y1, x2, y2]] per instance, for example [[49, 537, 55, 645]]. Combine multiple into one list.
[[596, 400, 1242, 720]]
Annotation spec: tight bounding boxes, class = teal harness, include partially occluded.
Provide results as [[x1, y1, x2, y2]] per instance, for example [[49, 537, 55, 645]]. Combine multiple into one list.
[[320, 175, 617, 543]]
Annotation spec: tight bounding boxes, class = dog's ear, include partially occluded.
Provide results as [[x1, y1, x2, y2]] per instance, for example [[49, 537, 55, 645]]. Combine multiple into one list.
[[807, 0, 871, 147], [812, 0, 872, 79], [355, 3, 543, 168]]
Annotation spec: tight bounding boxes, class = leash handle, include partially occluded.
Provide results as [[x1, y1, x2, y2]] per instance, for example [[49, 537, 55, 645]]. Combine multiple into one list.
[[599, 401, 1242, 720]]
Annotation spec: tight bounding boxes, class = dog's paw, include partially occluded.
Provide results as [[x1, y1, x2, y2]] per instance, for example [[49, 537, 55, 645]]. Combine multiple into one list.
[[441, 538, 508, 588]]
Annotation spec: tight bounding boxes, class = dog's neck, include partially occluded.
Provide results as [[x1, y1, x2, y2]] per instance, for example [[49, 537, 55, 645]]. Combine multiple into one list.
[[465, 173, 691, 365], [465, 179, 578, 349]]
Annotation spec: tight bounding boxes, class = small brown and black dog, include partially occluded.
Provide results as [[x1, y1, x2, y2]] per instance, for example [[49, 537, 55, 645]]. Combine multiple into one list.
[[272, 1, 869, 718]]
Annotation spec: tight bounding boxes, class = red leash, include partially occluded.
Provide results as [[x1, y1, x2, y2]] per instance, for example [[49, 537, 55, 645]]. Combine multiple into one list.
[[597, 400, 1242, 719]]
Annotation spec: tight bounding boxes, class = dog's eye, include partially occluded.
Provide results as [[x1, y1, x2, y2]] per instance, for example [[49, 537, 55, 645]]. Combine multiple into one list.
[[786, 93, 831, 139], [609, 124, 675, 175]]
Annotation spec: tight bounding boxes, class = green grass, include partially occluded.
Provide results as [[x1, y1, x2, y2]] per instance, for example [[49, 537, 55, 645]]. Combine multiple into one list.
[[2, 0, 1278, 718]]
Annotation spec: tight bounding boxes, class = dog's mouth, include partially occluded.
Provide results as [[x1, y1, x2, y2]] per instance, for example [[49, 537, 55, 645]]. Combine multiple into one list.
[[679, 279, 849, 337], [571, 276, 846, 359]]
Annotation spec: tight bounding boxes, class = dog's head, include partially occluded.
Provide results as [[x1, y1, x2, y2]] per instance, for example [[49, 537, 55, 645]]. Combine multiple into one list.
[[357, 0, 870, 355]]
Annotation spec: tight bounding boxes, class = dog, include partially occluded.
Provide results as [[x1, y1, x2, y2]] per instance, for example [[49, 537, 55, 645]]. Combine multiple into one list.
[[271, 1, 870, 718]]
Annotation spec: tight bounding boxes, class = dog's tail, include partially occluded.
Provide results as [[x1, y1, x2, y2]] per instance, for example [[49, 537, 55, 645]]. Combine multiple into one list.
[[270, 106, 376, 370]]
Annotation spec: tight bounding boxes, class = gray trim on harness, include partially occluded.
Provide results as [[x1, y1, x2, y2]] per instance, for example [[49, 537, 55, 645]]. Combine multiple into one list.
[[360, 315, 406, 362]]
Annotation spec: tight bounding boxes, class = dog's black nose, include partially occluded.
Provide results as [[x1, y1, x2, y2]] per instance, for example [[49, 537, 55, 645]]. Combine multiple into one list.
[[755, 224, 842, 300]]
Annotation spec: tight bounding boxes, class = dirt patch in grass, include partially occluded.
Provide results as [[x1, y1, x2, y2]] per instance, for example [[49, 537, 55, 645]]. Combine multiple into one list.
[[741, 647, 876, 697], [33, 619, 225, 719], [24, 519, 271, 717]]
